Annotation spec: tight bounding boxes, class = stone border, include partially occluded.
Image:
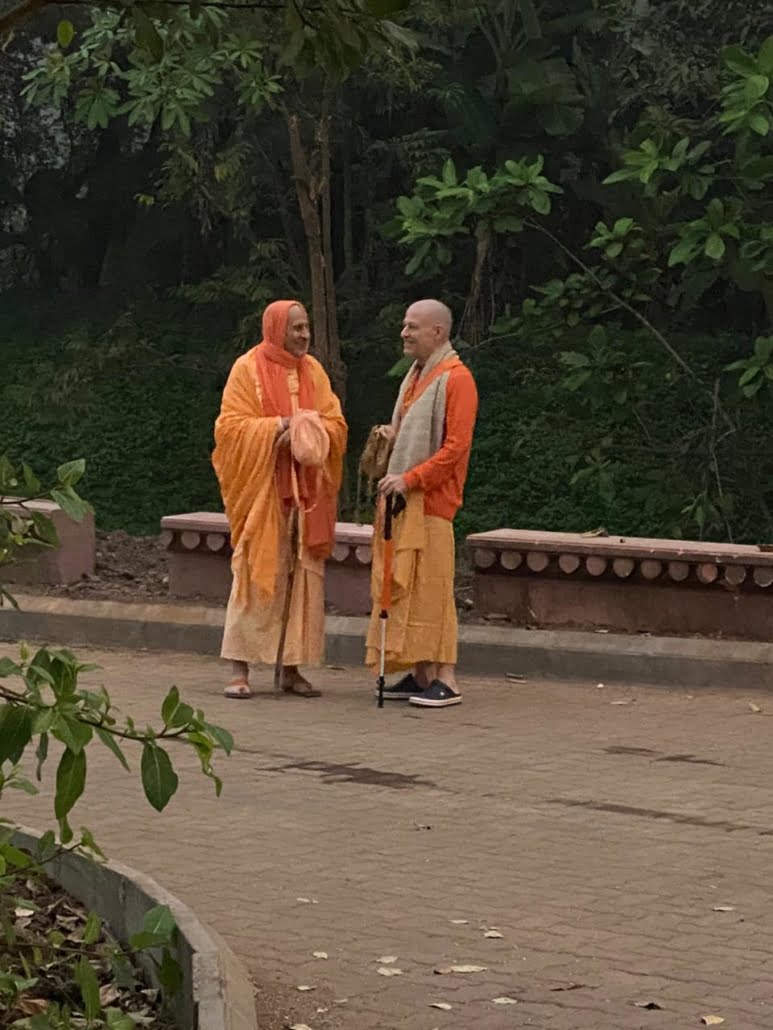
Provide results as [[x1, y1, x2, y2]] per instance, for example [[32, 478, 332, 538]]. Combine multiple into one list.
[[467, 528, 773, 587], [12, 826, 257, 1030], [160, 513, 373, 611], [3, 593, 773, 691]]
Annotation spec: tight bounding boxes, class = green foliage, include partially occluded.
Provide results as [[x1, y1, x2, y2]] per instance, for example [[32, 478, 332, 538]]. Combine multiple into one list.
[[0, 466, 232, 1028], [0, 457, 92, 608], [393, 155, 562, 274]]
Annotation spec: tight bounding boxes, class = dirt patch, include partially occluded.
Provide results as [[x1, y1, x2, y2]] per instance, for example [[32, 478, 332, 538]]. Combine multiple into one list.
[[25, 531, 223, 607]]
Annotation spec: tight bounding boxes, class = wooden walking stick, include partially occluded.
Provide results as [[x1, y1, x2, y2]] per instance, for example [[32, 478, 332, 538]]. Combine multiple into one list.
[[273, 460, 301, 695]]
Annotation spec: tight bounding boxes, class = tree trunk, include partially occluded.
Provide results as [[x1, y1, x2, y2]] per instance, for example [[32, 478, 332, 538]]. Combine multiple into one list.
[[285, 108, 345, 401], [460, 223, 492, 344], [341, 126, 354, 277], [317, 107, 346, 404]]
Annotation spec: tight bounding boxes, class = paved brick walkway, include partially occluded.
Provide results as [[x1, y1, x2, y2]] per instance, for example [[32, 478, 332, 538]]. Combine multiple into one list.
[[4, 648, 773, 1029]]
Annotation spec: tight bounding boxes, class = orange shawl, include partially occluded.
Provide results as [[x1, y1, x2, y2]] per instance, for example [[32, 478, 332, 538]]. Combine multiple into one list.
[[212, 300, 347, 606]]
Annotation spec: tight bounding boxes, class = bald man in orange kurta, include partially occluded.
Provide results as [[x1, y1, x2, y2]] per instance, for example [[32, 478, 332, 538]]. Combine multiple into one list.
[[366, 299, 478, 709], [213, 301, 347, 698]]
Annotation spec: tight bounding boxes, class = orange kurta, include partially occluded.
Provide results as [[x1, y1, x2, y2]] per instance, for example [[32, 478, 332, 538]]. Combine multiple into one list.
[[402, 361, 478, 519], [366, 358, 478, 671], [213, 340, 346, 667]]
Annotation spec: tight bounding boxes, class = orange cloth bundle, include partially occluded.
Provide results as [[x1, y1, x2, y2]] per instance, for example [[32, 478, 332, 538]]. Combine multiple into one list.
[[290, 410, 330, 468]]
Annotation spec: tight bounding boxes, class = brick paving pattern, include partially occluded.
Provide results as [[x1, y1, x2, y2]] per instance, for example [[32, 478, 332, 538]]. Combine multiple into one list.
[[3, 647, 773, 1029]]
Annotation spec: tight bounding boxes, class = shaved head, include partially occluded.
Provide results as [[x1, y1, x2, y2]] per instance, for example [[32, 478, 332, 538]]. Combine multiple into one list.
[[401, 299, 453, 366], [406, 299, 453, 335]]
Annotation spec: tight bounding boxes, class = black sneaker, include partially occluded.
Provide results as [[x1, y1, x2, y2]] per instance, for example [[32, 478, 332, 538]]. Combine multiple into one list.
[[374, 673, 420, 700], [409, 680, 462, 708]]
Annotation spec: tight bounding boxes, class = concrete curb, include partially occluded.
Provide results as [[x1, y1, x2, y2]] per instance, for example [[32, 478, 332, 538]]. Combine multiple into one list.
[[2, 593, 773, 690], [12, 826, 257, 1030]]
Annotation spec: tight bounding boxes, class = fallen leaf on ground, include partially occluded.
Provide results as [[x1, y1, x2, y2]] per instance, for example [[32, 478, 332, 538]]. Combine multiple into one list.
[[15, 907, 35, 918], [493, 996, 518, 1005], [450, 919, 469, 925], [312, 951, 328, 960], [749, 702, 762, 713], [712, 905, 735, 912], [99, 985, 121, 1006], [553, 983, 593, 992], [505, 673, 525, 682], [484, 930, 503, 939], [296, 986, 315, 992], [296, 897, 318, 904], [701, 1018, 725, 1026], [377, 955, 398, 964], [634, 1000, 663, 1010], [334, 998, 348, 1004], [18, 999, 50, 1016], [435, 964, 487, 974], [430, 1002, 453, 1011], [315, 1008, 328, 1015], [377, 967, 403, 977]]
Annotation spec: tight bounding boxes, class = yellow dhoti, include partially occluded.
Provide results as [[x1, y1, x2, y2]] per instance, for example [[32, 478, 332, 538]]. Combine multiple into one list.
[[221, 510, 325, 667], [366, 492, 457, 672]]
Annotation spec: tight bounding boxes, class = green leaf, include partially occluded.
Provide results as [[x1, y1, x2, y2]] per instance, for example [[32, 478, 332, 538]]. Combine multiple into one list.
[[161, 685, 194, 728], [749, 113, 770, 136], [132, 7, 163, 60], [79, 826, 106, 859], [722, 45, 756, 75], [387, 355, 412, 378], [54, 748, 86, 820], [759, 36, 773, 75], [668, 238, 699, 267], [158, 948, 183, 996], [75, 955, 100, 1022], [204, 722, 234, 755], [560, 351, 591, 368], [739, 366, 761, 386], [35, 732, 48, 781], [705, 234, 726, 261], [441, 158, 457, 187], [52, 715, 93, 755], [83, 911, 102, 946], [96, 727, 130, 771], [745, 75, 770, 102], [56, 19, 74, 47], [0, 656, 22, 677], [0, 705, 33, 765], [56, 458, 85, 487], [130, 904, 176, 950], [50, 487, 89, 523], [754, 335, 773, 364], [32, 707, 55, 735], [106, 1008, 138, 1030], [30, 510, 59, 547], [141, 742, 179, 812]]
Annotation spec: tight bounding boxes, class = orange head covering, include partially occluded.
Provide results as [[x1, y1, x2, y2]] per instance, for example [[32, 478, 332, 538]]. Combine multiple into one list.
[[254, 300, 334, 558]]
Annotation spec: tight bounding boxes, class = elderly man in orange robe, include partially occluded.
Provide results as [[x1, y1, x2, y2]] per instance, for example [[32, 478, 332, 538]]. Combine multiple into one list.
[[213, 300, 347, 699], [366, 299, 478, 709]]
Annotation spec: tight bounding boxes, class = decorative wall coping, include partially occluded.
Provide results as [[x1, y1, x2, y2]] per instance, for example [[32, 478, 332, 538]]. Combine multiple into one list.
[[160, 513, 374, 567], [466, 528, 773, 589]]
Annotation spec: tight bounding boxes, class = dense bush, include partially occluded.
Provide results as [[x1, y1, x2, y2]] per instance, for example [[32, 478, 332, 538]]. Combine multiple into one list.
[[2, 291, 766, 542]]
